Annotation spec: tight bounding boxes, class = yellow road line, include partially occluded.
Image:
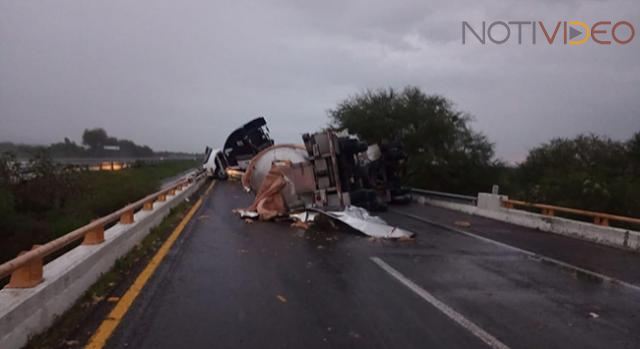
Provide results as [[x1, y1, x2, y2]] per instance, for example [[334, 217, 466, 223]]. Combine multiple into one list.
[[85, 181, 215, 349], [205, 180, 215, 195]]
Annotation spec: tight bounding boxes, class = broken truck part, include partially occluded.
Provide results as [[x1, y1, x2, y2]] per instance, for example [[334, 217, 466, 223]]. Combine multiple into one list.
[[202, 117, 274, 178], [242, 144, 315, 210], [202, 147, 227, 179], [223, 117, 274, 170]]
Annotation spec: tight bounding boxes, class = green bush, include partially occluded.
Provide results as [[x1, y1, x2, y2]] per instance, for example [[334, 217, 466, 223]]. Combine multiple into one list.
[[512, 133, 640, 217], [329, 86, 498, 195], [0, 186, 14, 222]]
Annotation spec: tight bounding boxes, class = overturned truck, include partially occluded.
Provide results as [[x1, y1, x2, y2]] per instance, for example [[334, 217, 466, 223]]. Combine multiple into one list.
[[203, 117, 413, 239], [238, 128, 413, 239]]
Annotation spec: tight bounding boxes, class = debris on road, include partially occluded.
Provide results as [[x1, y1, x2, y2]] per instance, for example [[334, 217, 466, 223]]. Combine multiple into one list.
[[290, 220, 311, 230], [314, 206, 414, 239], [454, 220, 471, 227], [91, 295, 104, 305]]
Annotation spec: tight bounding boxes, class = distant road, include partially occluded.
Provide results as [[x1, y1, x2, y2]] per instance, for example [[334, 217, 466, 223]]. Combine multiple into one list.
[[51, 156, 197, 165]]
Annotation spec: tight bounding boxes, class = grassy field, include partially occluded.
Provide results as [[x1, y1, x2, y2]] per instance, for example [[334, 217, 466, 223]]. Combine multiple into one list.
[[0, 160, 198, 265]]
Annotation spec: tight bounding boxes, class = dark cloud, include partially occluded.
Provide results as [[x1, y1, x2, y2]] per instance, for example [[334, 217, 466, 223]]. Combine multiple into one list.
[[1, 0, 638, 162]]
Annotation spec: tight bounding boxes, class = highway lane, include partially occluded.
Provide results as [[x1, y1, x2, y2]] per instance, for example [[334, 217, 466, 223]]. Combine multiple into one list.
[[104, 181, 640, 348], [390, 203, 640, 286]]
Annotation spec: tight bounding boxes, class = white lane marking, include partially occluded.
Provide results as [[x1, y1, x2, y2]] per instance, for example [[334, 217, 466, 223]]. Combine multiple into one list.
[[391, 210, 640, 293], [371, 257, 511, 349]]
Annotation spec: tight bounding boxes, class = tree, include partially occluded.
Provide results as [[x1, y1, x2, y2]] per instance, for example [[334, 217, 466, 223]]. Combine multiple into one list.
[[329, 86, 497, 194], [81, 128, 154, 157], [627, 132, 640, 173], [514, 134, 638, 215], [82, 128, 109, 150], [0, 153, 17, 222], [49, 137, 85, 158]]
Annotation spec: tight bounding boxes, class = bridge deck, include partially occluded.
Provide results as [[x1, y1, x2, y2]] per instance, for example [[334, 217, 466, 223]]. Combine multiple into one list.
[[105, 181, 640, 348]]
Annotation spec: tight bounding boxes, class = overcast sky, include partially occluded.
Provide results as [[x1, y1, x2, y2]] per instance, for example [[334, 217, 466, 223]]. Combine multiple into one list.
[[1, 0, 639, 162]]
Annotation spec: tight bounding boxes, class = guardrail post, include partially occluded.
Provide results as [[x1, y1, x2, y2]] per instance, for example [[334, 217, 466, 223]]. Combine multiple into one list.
[[143, 200, 155, 211], [169, 188, 177, 196], [120, 209, 134, 224], [594, 216, 609, 226], [82, 224, 105, 245], [6, 245, 43, 288], [157, 194, 167, 202]]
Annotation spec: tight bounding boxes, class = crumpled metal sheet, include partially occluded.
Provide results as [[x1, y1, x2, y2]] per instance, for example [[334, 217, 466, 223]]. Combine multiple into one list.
[[324, 206, 414, 239], [295, 206, 414, 239]]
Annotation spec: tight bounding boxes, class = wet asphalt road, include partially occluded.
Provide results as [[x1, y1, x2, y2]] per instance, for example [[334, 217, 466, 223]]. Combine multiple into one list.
[[106, 181, 640, 349]]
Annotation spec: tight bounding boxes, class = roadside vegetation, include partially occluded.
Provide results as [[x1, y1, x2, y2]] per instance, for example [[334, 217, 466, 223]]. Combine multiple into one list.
[[0, 154, 198, 264], [0, 128, 195, 159], [330, 86, 640, 218]]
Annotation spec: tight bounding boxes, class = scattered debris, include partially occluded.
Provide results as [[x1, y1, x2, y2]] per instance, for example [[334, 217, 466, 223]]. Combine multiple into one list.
[[91, 295, 104, 304], [589, 312, 599, 319], [226, 168, 244, 180], [290, 221, 311, 230], [276, 294, 288, 303], [234, 209, 258, 219], [290, 211, 318, 223], [349, 330, 361, 339], [454, 220, 471, 227], [107, 296, 120, 303]]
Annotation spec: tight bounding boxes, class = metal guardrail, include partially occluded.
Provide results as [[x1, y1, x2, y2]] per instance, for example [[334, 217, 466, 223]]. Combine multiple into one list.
[[410, 188, 477, 205], [502, 199, 640, 227], [410, 187, 640, 229], [0, 170, 205, 289]]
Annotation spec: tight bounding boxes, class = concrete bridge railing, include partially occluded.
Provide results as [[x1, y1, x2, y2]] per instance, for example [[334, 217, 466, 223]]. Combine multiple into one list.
[[411, 189, 640, 252]]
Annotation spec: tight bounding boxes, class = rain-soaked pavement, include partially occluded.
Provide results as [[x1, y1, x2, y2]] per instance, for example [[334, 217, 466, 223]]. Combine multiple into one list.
[[105, 181, 640, 349]]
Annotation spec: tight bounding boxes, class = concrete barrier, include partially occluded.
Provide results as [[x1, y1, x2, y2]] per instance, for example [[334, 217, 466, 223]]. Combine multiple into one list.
[[0, 178, 205, 349], [414, 193, 640, 252]]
